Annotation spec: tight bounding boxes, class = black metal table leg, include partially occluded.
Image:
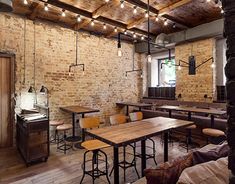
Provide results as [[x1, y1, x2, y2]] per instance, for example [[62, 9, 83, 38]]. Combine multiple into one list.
[[66, 112, 81, 143], [113, 146, 119, 184], [139, 107, 141, 111], [141, 139, 146, 177], [188, 112, 192, 121], [211, 115, 215, 128], [164, 131, 168, 162], [74, 113, 85, 149], [126, 105, 129, 116]]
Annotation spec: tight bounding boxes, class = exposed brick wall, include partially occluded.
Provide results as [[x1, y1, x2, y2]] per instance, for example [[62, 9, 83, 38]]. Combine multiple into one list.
[[0, 13, 145, 123], [175, 38, 216, 102]]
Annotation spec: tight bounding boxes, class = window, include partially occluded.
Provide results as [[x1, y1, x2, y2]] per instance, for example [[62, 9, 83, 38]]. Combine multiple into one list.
[[158, 58, 176, 87]]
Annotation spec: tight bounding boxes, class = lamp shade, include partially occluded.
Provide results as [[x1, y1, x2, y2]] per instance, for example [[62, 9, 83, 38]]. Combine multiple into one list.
[[0, 0, 13, 12], [28, 86, 35, 93]]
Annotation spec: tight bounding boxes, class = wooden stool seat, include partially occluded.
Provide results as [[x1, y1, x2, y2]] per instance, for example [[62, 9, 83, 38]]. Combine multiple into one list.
[[57, 124, 72, 131], [202, 128, 225, 137], [186, 124, 197, 129], [50, 121, 63, 126], [81, 140, 110, 151]]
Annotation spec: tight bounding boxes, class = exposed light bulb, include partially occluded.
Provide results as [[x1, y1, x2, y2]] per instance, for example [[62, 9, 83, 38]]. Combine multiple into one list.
[[62, 10, 66, 17], [103, 24, 107, 29], [211, 63, 215, 68], [105, 0, 109, 2], [141, 36, 145, 40], [69, 72, 72, 76], [23, 0, 28, 5], [164, 19, 168, 26], [161, 68, 163, 72], [221, 9, 224, 14], [91, 20, 95, 26], [133, 33, 137, 38], [155, 16, 159, 22], [207, 0, 211, 2], [44, 3, 48, 11], [140, 73, 143, 78], [147, 54, 152, 63], [173, 23, 176, 28], [133, 6, 137, 14], [120, 1, 124, 8], [114, 27, 117, 32], [125, 74, 128, 79], [77, 15, 81, 22], [82, 70, 85, 76], [145, 11, 149, 18], [178, 65, 181, 70], [124, 30, 127, 35], [117, 48, 122, 57]]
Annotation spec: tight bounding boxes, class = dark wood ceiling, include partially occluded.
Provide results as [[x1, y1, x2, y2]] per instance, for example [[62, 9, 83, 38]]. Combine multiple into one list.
[[11, 0, 222, 39]]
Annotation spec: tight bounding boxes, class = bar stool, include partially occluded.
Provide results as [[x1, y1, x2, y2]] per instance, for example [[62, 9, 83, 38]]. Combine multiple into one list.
[[109, 114, 139, 182], [180, 124, 198, 152], [49, 120, 64, 143], [56, 124, 73, 154], [80, 117, 110, 184], [129, 112, 157, 166], [202, 128, 226, 144]]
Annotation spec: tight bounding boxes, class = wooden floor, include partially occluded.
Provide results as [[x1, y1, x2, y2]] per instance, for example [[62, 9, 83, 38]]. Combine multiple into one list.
[[0, 136, 203, 184]]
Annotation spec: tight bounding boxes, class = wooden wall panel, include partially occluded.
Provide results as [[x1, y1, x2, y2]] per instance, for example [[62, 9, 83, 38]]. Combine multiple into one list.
[[0, 57, 12, 148]]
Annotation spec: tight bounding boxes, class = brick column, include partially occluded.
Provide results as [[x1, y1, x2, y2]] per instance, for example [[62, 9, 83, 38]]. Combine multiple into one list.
[[222, 0, 235, 183]]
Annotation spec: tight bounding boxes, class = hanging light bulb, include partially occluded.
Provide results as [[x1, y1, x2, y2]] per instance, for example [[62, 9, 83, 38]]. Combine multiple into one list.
[[145, 11, 149, 18], [125, 74, 128, 79], [23, 0, 28, 5], [117, 33, 122, 57], [61, 9, 66, 17], [77, 15, 81, 22], [133, 6, 137, 14], [103, 24, 107, 30], [155, 16, 159, 22], [82, 70, 85, 76], [133, 33, 137, 38], [91, 20, 95, 26], [140, 72, 143, 78], [211, 62, 215, 68], [178, 65, 181, 70], [141, 36, 145, 40], [164, 19, 168, 26], [221, 9, 224, 14], [124, 30, 127, 35], [44, 3, 48, 11], [173, 23, 176, 28], [147, 54, 152, 63], [118, 48, 122, 57], [105, 0, 109, 2], [120, 0, 124, 8], [114, 27, 117, 32], [207, 0, 211, 2]]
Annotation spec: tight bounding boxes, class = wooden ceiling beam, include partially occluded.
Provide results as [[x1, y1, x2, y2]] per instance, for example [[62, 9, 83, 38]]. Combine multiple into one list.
[[92, 0, 120, 19], [127, 17, 147, 30], [106, 28, 122, 38], [158, 0, 193, 16], [74, 19, 90, 31], [27, 2, 41, 20], [39, 0, 156, 36], [125, 0, 191, 28]]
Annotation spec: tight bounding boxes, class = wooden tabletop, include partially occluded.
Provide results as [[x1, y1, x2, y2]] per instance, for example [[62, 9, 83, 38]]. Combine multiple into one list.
[[116, 102, 152, 107], [60, 106, 99, 114], [86, 117, 193, 147], [156, 105, 226, 115]]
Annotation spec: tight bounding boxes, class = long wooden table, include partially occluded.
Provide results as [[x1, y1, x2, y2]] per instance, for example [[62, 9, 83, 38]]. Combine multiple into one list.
[[86, 117, 193, 184], [156, 105, 226, 127], [116, 102, 153, 115], [60, 106, 99, 146]]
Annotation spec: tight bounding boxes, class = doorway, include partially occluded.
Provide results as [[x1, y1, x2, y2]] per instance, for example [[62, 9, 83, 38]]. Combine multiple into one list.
[[0, 52, 15, 148]]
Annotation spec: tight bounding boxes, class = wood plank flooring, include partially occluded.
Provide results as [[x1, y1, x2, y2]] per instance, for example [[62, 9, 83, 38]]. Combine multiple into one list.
[[0, 136, 202, 184]]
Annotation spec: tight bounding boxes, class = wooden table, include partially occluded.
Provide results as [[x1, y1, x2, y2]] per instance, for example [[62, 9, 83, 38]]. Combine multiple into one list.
[[86, 117, 193, 184], [116, 102, 153, 115], [156, 105, 226, 127], [60, 106, 99, 146]]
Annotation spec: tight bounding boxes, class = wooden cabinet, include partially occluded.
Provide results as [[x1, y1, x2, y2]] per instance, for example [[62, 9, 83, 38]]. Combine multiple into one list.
[[16, 115, 49, 166]]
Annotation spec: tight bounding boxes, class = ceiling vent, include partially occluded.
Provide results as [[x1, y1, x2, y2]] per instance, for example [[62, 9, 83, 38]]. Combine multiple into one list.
[[155, 33, 172, 47], [0, 0, 13, 12]]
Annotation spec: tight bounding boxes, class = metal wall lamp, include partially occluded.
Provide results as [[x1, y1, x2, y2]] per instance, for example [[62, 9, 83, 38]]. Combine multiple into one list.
[[28, 86, 37, 104], [125, 69, 143, 78], [40, 85, 49, 107]]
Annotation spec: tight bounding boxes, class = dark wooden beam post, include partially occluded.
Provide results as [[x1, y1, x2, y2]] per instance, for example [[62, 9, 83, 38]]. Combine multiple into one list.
[[222, 0, 235, 183]]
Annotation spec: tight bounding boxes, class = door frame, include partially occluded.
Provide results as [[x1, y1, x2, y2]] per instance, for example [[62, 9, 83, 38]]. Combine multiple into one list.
[[0, 52, 15, 147]]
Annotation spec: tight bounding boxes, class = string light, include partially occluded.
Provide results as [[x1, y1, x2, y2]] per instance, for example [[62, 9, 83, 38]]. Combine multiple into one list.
[[178, 65, 181, 70], [114, 27, 117, 32], [141, 36, 145, 40], [124, 30, 127, 35], [211, 62, 215, 68], [207, 0, 211, 2], [77, 15, 81, 22], [133, 33, 137, 38], [23, 0, 28, 5], [133, 6, 137, 14], [61, 9, 66, 17], [120, 0, 124, 8], [173, 23, 176, 28], [91, 20, 95, 26], [44, 3, 49, 11], [221, 9, 224, 14], [145, 11, 149, 18], [103, 24, 107, 29], [155, 16, 159, 22], [105, 0, 109, 2]]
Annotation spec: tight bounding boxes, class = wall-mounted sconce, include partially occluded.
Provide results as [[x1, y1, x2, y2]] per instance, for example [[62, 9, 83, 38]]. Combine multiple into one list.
[[40, 85, 49, 107], [117, 33, 122, 57], [68, 31, 85, 76], [28, 86, 37, 104], [178, 93, 182, 99]]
